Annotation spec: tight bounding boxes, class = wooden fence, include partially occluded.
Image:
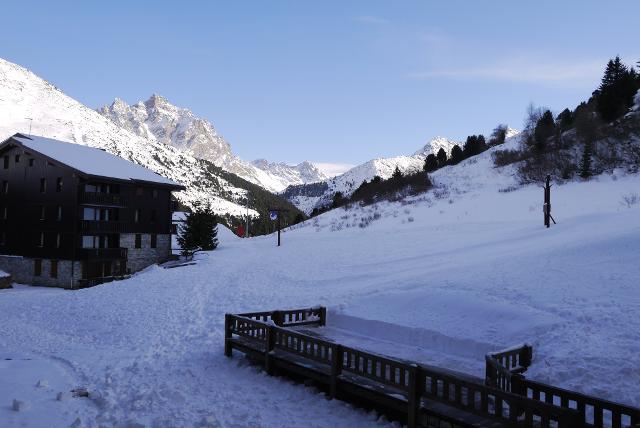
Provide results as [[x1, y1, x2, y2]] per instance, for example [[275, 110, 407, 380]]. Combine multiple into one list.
[[225, 306, 640, 428], [486, 344, 640, 428]]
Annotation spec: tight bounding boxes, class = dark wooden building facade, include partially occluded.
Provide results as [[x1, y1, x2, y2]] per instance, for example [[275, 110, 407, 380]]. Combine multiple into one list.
[[0, 133, 184, 288]]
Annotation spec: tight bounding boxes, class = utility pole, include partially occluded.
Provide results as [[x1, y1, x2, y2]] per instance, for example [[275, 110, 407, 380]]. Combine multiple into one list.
[[543, 175, 556, 228], [245, 196, 250, 238]]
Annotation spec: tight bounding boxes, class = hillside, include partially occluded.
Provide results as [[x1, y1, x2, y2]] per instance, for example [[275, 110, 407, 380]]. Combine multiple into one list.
[[284, 136, 459, 213], [99, 96, 327, 192], [1, 133, 639, 426], [0, 57, 302, 225]]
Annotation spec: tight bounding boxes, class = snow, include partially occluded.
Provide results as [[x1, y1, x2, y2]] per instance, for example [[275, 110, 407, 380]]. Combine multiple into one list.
[[11, 134, 181, 186], [0, 57, 258, 218], [1, 131, 639, 426], [100, 96, 328, 193], [0, 269, 9, 278]]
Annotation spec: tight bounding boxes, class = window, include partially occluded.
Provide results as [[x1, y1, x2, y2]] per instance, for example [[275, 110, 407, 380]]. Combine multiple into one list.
[[134, 209, 140, 223], [0, 231, 6, 246], [136, 187, 143, 196], [34, 259, 42, 276], [150, 234, 157, 249], [3, 156, 8, 169], [2, 206, 7, 220], [50, 260, 58, 278], [134, 234, 141, 249], [15, 154, 20, 163], [83, 207, 97, 221], [57, 205, 62, 221], [37, 232, 44, 248], [28, 158, 34, 167], [40, 178, 46, 193], [152, 189, 158, 199], [56, 177, 63, 192], [82, 235, 96, 248], [55, 233, 61, 249], [85, 184, 98, 193], [39, 205, 45, 220], [2, 181, 7, 194], [150, 209, 157, 223]]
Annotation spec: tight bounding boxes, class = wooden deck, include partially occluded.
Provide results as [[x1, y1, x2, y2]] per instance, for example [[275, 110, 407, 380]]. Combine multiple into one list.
[[225, 307, 640, 428]]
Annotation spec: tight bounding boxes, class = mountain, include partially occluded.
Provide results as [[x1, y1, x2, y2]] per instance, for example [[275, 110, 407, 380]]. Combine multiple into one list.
[[283, 137, 460, 213], [99, 96, 327, 192], [252, 159, 327, 185], [413, 136, 459, 156], [0, 57, 302, 225]]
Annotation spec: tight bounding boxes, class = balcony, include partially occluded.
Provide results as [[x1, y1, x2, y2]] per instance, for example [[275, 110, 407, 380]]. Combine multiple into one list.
[[80, 220, 127, 233], [80, 192, 126, 206], [77, 247, 128, 260]]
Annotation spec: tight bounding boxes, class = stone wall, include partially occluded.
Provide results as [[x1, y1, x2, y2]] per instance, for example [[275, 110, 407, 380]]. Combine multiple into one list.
[[121, 233, 172, 273], [0, 256, 81, 289]]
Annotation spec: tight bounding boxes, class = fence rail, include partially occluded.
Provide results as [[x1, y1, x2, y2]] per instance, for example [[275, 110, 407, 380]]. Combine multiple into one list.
[[486, 344, 640, 428], [224, 307, 640, 428]]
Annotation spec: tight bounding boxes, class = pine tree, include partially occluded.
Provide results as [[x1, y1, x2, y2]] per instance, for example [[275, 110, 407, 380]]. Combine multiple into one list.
[[436, 147, 448, 167], [596, 56, 639, 122], [391, 166, 403, 181], [579, 141, 593, 179], [423, 154, 438, 172], [556, 108, 574, 130], [533, 110, 556, 152], [449, 144, 464, 164], [331, 191, 345, 208], [489, 125, 508, 146], [178, 208, 218, 258]]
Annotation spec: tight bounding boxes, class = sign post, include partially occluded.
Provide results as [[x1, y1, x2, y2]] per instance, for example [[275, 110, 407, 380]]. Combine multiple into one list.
[[543, 175, 556, 228], [269, 208, 289, 246]]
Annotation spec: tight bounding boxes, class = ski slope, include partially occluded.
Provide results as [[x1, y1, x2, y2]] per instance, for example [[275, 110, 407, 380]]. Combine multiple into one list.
[[1, 147, 639, 426]]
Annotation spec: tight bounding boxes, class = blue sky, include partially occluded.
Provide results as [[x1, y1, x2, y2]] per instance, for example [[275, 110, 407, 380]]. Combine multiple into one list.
[[1, 1, 638, 165]]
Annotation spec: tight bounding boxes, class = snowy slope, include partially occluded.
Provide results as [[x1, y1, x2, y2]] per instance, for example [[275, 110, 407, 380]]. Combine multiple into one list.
[[1, 136, 639, 427], [99, 96, 327, 192], [0, 57, 259, 218]]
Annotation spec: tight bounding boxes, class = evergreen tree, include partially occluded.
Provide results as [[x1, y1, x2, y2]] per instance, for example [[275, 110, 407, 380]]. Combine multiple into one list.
[[331, 191, 345, 208], [178, 208, 218, 258], [423, 154, 438, 172], [489, 125, 508, 146], [436, 147, 448, 167], [391, 166, 403, 181], [579, 141, 593, 179], [556, 108, 574, 130], [449, 144, 464, 164], [596, 56, 639, 122], [533, 110, 556, 152]]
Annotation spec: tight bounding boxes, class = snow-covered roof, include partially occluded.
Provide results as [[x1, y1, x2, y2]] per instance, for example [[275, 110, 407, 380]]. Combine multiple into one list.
[[9, 134, 183, 188]]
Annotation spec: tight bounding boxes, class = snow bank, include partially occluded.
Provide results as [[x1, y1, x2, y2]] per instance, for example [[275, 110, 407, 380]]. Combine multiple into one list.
[[1, 145, 639, 425]]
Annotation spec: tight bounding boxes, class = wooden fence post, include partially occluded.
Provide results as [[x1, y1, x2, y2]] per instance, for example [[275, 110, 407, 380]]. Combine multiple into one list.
[[408, 366, 424, 428], [265, 325, 276, 375], [319, 307, 327, 326], [485, 355, 494, 387], [272, 310, 283, 327], [520, 345, 533, 368], [224, 314, 233, 357], [330, 344, 343, 399]]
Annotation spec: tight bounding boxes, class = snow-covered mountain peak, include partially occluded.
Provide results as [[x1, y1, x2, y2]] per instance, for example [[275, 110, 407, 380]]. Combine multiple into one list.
[[414, 136, 459, 156], [99, 95, 326, 192]]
